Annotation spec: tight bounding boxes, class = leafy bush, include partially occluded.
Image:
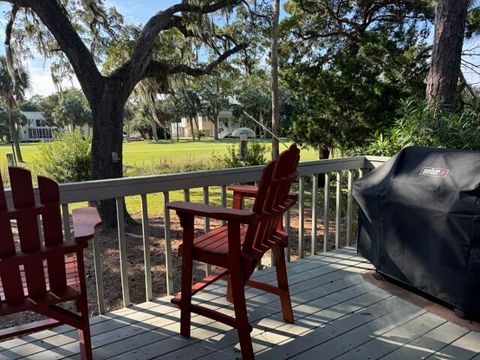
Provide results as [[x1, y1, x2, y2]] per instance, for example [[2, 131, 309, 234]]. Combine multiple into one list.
[[124, 157, 214, 177], [213, 141, 267, 168], [32, 132, 91, 183], [362, 99, 480, 156]]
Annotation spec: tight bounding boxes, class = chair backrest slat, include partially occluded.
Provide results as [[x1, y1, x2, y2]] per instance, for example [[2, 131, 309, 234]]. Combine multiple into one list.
[[0, 172, 15, 258], [8, 167, 47, 298], [0, 172, 25, 304], [243, 145, 300, 255], [39, 176, 67, 291]]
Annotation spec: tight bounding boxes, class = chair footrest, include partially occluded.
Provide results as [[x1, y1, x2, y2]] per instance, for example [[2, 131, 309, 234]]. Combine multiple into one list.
[[172, 268, 229, 305], [190, 304, 252, 333]]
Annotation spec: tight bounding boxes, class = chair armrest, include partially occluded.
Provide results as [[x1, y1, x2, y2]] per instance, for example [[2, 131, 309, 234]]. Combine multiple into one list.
[[167, 202, 255, 223], [228, 185, 258, 198], [72, 207, 102, 244]]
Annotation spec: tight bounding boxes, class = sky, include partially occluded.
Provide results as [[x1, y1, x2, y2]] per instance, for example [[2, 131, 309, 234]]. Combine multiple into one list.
[[0, 0, 179, 96]]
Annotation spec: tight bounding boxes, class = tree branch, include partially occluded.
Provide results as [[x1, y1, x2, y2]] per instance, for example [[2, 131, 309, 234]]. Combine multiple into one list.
[[144, 43, 246, 79], [130, 0, 239, 81], [24, 0, 103, 101]]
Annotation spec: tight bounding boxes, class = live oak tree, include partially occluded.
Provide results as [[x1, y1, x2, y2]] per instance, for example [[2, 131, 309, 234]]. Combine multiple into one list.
[[2, 0, 245, 226]]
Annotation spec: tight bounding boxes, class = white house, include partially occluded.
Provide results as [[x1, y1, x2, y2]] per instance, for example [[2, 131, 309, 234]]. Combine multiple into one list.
[[171, 110, 236, 138], [18, 111, 56, 142]]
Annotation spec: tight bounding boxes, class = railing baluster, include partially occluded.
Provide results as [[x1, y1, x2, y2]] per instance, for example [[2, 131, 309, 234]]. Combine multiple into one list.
[[183, 189, 190, 202], [61, 203, 72, 241], [115, 197, 130, 307], [285, 210, 291, 262], [298, 176, 305, 259], [92, 227, 105, 314], [311, 174, 319, 256], [203, 186, 211, 275], [221, 184, 227, 225], [141, 194, 152, 301], [346, 170, 353, 247], [324, 173, 330, 252], [335, 171, 342, 249], [163, 191, 173, 295]]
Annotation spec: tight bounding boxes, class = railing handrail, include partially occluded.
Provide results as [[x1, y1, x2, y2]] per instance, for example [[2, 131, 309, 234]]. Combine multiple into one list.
[[4, 155, 381, 204]]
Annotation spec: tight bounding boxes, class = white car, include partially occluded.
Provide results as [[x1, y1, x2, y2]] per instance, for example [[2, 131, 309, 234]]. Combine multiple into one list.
[[231, 127, 256, 138]]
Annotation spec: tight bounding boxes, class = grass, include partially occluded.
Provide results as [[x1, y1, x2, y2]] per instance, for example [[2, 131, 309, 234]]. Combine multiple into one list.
[[0, 138, 320, 216], [0, 138, 319, 167]]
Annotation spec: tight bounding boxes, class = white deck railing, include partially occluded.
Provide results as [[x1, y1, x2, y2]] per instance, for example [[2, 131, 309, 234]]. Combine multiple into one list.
[[5, 155, 387, 314]]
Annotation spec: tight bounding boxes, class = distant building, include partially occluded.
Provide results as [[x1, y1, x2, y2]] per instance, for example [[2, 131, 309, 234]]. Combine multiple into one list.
[[18, 111, 56, 142], [171, 110, 236, 138]]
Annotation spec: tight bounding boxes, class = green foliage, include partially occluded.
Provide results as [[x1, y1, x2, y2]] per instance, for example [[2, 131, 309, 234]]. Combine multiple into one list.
[[39, 89, 92, 128], [213, 141, 268, 168], [362, 99, 480, 156], [282, 0, 432, 154], [124, 157, 214, 177], [32, 132, 91, 183]]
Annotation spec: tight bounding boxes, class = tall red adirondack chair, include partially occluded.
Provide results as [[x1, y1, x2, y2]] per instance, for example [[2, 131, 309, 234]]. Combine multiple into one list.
[[0, 167, 101, 359], [168, 144, 300, 359]]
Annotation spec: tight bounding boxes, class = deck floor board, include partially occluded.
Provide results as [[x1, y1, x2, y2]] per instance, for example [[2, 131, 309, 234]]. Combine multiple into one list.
[[0, 247, 478, 360]]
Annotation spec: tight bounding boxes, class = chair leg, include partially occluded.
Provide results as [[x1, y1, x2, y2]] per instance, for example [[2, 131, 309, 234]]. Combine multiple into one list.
[[273, 245, 294, 324], [225, 275, 234, 303], [76, 250, 93, 360], [230, 265, 254, 360], [180, 243, 194, 338], [77, 299, 93, 360]]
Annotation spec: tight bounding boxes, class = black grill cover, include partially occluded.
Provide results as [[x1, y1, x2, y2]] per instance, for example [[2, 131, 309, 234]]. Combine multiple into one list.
[[354, 146, 480, 318]]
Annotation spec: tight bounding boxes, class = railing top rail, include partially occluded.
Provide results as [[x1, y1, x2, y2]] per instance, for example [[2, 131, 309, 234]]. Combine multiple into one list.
[[364, 155, 389, 169], [4, 156, 378, 204]]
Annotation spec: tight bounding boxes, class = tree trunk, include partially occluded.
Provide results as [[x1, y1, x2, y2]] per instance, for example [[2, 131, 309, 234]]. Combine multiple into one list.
[[318, 146, 330, 188], [194, 116, 200, 141], [318, 147, 330, 160], [90, 84, 127, 228], [271, 0, 280, 160], [213, 107, 219, 140], [126, 121, 131, 142], [426, 0, 468, 107], [176, 121, 180, 142], [189, 118, 196, 141], [7, 105, 23, 163], [151, 121, 158, 141]]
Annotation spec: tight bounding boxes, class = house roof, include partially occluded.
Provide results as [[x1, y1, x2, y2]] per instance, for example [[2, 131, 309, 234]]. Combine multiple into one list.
[[20, 111, 44, 120]]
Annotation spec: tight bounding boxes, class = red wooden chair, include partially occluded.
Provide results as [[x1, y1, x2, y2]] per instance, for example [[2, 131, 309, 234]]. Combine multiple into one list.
[[168, 144, 300, 359], [0, 167, 101, 360]]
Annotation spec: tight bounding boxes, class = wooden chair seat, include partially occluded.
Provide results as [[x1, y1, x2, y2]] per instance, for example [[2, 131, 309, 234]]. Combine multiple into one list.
[[179, 225, 248, 267]]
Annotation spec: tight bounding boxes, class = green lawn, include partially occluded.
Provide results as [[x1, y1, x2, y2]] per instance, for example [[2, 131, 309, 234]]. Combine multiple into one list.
[[0, 139, 318, 216], [0, 138, 318, 167]]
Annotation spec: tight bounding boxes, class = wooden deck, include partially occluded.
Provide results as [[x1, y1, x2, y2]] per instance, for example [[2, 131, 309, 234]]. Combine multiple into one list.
[[1, 248, 479, 360]]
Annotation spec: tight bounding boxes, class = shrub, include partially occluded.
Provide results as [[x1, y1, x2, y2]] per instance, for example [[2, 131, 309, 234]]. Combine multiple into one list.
[[124, 157, 214, 177], [362, 99, 480, 156], [32, 131, 91, 183], [213, 141, 267, 168]]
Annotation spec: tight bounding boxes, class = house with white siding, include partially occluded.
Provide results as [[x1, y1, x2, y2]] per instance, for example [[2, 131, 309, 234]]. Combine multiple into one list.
[[18, 111, 56, 142]]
